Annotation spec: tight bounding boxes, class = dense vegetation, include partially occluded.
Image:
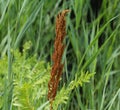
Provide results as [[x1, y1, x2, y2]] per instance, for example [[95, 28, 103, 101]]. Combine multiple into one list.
[[0, 0, 120, 110]]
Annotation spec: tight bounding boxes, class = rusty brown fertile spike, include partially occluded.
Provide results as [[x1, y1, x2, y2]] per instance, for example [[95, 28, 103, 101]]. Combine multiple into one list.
[[48, 10, 70, 110]]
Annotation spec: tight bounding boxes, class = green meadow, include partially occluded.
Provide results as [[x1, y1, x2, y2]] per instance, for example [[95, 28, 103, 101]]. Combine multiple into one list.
[[0, 0, 120, 110]]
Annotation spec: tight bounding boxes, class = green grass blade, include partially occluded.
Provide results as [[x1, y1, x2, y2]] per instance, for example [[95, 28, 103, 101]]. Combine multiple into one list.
[[78, 14, 120, 71], [14, 0, 46, 48], [0, 0, 11, 24]]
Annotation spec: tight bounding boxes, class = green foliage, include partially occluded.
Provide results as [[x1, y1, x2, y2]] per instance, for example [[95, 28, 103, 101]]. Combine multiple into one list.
[[0, 41, 94, 110], [0, 56, 8, 109], [52, 71, 94, 109], [0, 0, 120, 110], [69, 71, 95, 88], [0, 41, 50, 109]]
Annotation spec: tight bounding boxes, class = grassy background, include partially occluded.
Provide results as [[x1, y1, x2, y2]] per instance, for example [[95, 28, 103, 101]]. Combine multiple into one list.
[[0, 0, 120, 110]]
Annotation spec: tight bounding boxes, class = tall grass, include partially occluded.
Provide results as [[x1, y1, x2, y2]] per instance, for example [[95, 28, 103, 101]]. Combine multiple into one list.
[[0, 0, 120, 110]]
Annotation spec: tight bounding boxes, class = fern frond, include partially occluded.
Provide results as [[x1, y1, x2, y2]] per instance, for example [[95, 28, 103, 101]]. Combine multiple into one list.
[[52, 71, 95, 109]]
